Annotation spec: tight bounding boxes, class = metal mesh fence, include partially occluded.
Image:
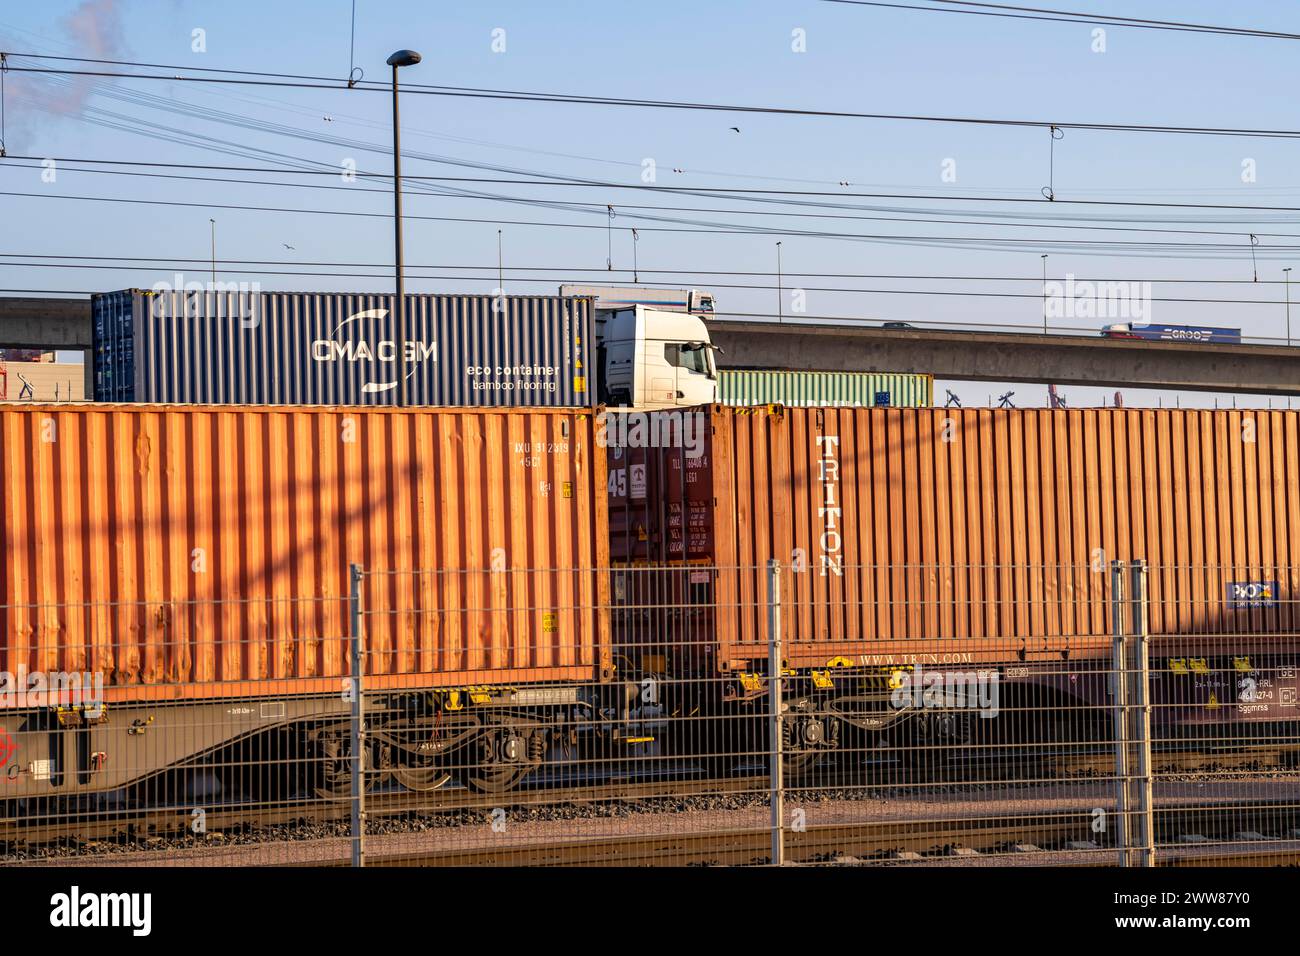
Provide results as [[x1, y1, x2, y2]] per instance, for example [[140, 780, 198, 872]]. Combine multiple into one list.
[[1, 559, 1297, 866]]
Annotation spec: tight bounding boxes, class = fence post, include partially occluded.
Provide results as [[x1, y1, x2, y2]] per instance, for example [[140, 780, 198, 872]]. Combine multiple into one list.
[[1129, 560, 1155, 867], [350, 562, 366, 868], [1110, 560, 1130, 866], [767, 559, 784, 867]]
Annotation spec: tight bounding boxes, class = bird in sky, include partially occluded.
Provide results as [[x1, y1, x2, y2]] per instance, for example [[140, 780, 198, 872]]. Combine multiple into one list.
[[729, 126, 740, 133], [282, 243, 296, 250]]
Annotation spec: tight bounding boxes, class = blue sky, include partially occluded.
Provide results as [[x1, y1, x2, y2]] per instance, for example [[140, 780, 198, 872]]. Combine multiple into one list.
[[3, 0, 1300, 407]]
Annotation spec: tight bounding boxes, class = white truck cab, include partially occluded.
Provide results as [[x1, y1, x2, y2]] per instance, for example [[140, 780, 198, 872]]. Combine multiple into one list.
[[559, 285, 719, 409]]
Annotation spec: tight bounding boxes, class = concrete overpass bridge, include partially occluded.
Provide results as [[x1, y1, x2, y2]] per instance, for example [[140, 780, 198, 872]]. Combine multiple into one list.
[[1, 297, 1297, 399], [709, 320, 1300, 397]]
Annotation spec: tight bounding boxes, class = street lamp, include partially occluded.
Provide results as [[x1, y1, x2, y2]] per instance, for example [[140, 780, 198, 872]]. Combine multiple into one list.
[[1285, 267, 1292, 346], [388, 48, 422, 407], [209, 219, 216, 287]]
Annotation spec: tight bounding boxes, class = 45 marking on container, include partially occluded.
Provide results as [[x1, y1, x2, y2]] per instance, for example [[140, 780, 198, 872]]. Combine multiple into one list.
[[607, 465, 646, 499]]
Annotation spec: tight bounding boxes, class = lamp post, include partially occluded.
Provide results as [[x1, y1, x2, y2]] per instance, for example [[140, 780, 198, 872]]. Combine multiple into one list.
[[387, 48, 422, 407], [209, 219, 216, 287], [1285, 267, 1292, 346]]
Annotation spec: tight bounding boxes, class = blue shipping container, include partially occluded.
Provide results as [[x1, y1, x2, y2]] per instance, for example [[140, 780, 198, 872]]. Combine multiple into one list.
[[92, 290, 593, 407]]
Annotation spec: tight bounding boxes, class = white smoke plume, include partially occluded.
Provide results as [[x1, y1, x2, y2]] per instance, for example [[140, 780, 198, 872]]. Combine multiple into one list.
[[1, 0, 127, 146], [34, 0, 127, 114]]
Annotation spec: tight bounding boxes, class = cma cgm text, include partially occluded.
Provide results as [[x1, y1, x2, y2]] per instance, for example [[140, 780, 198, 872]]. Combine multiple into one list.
[[310, 340, 438, 362]]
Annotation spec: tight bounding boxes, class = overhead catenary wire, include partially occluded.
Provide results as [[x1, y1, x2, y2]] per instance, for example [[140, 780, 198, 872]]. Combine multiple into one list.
[[9, 187, 1300, 260], [11, 160, 1300, 243], [11, 83, 1291, 270], [15, 49, 1300, 260], [3, 80, 1296, 261], [3, 252, 1298, 284], [822, 0, 1300, 42], [8, 51, 1300, 283], [16, 153, 1300, 219], [8, 56, 1300, 140], [15, 149, 1300, 264], [11, 69, 1299, 194], [6, 67, 1297, 219], [4, 257, 1296, 306]]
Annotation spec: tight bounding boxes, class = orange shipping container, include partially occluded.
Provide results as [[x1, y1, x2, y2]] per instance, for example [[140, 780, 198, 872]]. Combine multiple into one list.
[[0, 404, 611, 701], [608, 405, 1300, 669]]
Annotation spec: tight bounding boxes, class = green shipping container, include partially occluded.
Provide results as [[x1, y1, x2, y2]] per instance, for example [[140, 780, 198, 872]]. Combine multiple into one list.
[[718, 370, 933, 408]]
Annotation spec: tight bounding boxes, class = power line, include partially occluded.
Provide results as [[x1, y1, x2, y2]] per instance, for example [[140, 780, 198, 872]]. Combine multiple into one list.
[[823, 0, 1300, 41], [13, 153, 1300, 216], [10, 187, 1300, 258], [13, 160, 1300, 242], [8, 57, 1300, 140], [0, 61, 1027, 192], [5, 253, 1294, 284], [23, 68, 1300, 195], [11, 71, 1300, 223], [4, 256, 1295, 306]]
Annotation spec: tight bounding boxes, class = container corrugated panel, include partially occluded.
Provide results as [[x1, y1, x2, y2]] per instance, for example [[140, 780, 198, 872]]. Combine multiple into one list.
[[0, 404, 610, 701], [92, 291, 594, 408], [718, 370, 932, 408], [608, 406, 1300, 669]]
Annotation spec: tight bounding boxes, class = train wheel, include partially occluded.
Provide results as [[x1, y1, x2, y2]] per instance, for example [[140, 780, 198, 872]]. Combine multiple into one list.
[[465, 728, 539, 793], [782, 709, 836, 783], [466, 765, 532, 793], [392, 762, 453, 793], [783, 750, 822, 781]]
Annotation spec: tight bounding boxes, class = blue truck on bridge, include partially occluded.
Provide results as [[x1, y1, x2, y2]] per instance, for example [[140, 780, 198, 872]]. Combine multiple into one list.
[[1102, 323, 1242, 343]]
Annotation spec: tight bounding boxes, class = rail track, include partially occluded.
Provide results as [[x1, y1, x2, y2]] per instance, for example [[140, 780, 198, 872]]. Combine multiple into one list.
[[5, 740, 1296, 848], [4, 741, 1300, 865], [25, 792, 1300, 867]]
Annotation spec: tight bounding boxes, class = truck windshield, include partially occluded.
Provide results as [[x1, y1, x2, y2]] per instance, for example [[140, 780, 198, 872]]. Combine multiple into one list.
[[665, 343, 711, 376]]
